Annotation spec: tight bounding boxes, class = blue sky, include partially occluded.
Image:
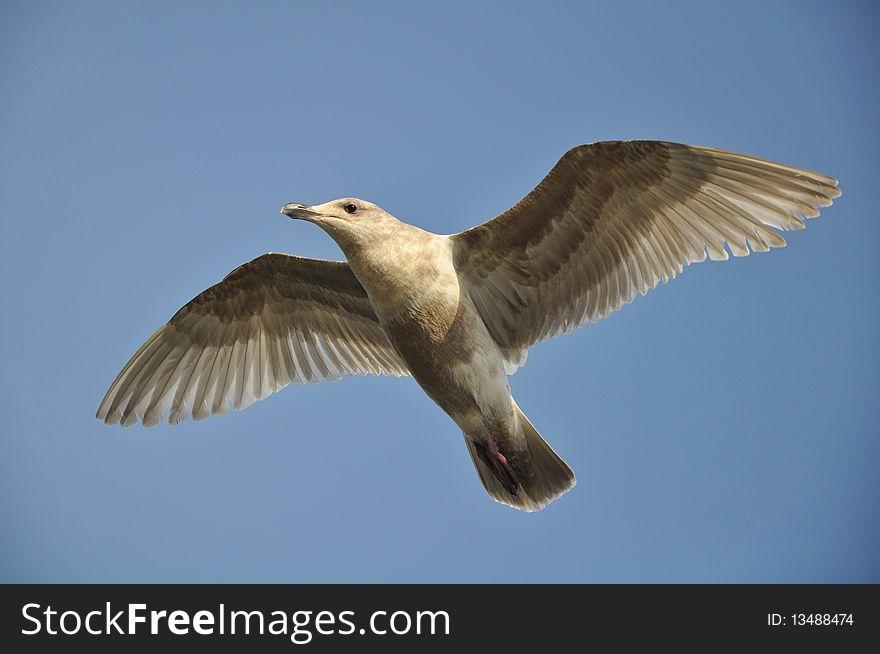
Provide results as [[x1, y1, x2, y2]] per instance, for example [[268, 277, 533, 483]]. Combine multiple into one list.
[[1, 0, 877, 582]]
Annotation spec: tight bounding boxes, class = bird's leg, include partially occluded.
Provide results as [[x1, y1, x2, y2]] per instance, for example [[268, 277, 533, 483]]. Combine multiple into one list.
[[473, 437, 519, 496]]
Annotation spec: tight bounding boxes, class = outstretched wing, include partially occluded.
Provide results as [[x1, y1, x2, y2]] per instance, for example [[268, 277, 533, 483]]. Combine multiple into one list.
[[453, 140, 840, 368], [97, 253, 409, 427]]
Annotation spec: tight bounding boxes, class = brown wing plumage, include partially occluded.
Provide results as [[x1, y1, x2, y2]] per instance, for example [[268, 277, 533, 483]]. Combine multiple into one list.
[[453, 140, 840, 365], [97, 253, 408, 427]]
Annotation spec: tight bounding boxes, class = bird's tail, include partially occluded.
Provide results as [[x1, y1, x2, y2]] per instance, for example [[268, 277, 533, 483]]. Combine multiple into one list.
[[464, 402, 575, 512]]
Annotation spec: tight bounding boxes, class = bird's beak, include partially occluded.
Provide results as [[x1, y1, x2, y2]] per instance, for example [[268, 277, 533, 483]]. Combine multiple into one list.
[[280, 203, 321, 222]]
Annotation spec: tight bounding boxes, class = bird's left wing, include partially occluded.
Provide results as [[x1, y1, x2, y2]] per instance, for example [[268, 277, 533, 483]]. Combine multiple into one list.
[[97, 253, 409, 427], [452, 140, 840, 369]]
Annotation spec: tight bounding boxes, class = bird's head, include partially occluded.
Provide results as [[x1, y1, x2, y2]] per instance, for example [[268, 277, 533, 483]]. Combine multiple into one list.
[[281, 198, 401, 253]]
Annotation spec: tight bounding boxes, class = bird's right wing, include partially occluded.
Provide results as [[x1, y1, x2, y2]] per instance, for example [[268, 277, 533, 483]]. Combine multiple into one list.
[[97, 253, 409, 427], [453, 141, 840, 370]]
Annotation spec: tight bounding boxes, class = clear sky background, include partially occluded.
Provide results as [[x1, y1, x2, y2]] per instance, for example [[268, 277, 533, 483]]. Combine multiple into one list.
[[1, 1, 877, 583]]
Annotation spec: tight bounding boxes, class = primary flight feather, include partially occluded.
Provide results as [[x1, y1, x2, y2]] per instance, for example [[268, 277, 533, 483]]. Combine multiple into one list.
[[97, 140, 840, 512]]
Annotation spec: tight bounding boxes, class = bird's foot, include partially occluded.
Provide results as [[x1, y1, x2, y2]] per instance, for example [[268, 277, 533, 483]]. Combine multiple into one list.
[[474, 439, 519, 496]]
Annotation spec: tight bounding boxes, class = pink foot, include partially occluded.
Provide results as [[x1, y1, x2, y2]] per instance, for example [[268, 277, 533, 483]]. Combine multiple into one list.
[[475, 439, 519, 496]]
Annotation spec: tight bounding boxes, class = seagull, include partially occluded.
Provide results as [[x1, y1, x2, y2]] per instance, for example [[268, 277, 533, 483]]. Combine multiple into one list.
[[97, 140, 840, 511]]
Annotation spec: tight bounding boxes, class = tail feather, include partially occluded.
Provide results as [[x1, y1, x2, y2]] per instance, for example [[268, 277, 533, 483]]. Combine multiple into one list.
[[464, 403, 575, 512]]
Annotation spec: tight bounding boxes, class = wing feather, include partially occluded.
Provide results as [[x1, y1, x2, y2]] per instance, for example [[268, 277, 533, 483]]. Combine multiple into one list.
[[453, 140, 840, 359], [97, 253, 409, 427]]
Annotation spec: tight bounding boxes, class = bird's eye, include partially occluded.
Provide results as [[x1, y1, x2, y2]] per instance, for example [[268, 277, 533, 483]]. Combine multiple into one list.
[[344, 203, 357, 214]]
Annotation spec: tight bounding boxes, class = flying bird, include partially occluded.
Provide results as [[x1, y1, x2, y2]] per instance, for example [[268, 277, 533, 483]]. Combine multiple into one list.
[[97, 140, 840, 511]]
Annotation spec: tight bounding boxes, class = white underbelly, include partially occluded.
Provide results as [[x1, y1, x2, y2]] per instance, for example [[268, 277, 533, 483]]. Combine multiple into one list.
[[446, 310, 516, 433]]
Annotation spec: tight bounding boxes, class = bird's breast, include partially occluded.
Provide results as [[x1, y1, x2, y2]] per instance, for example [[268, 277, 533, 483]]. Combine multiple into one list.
[[382, 290, 468, 361], [351, 233, 459, 318]]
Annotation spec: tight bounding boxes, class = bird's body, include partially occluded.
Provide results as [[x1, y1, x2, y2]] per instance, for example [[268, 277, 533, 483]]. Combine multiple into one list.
[[349, 230, 505, 432], [97, 140, 840, 512], [326, 215, 571, 508]]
